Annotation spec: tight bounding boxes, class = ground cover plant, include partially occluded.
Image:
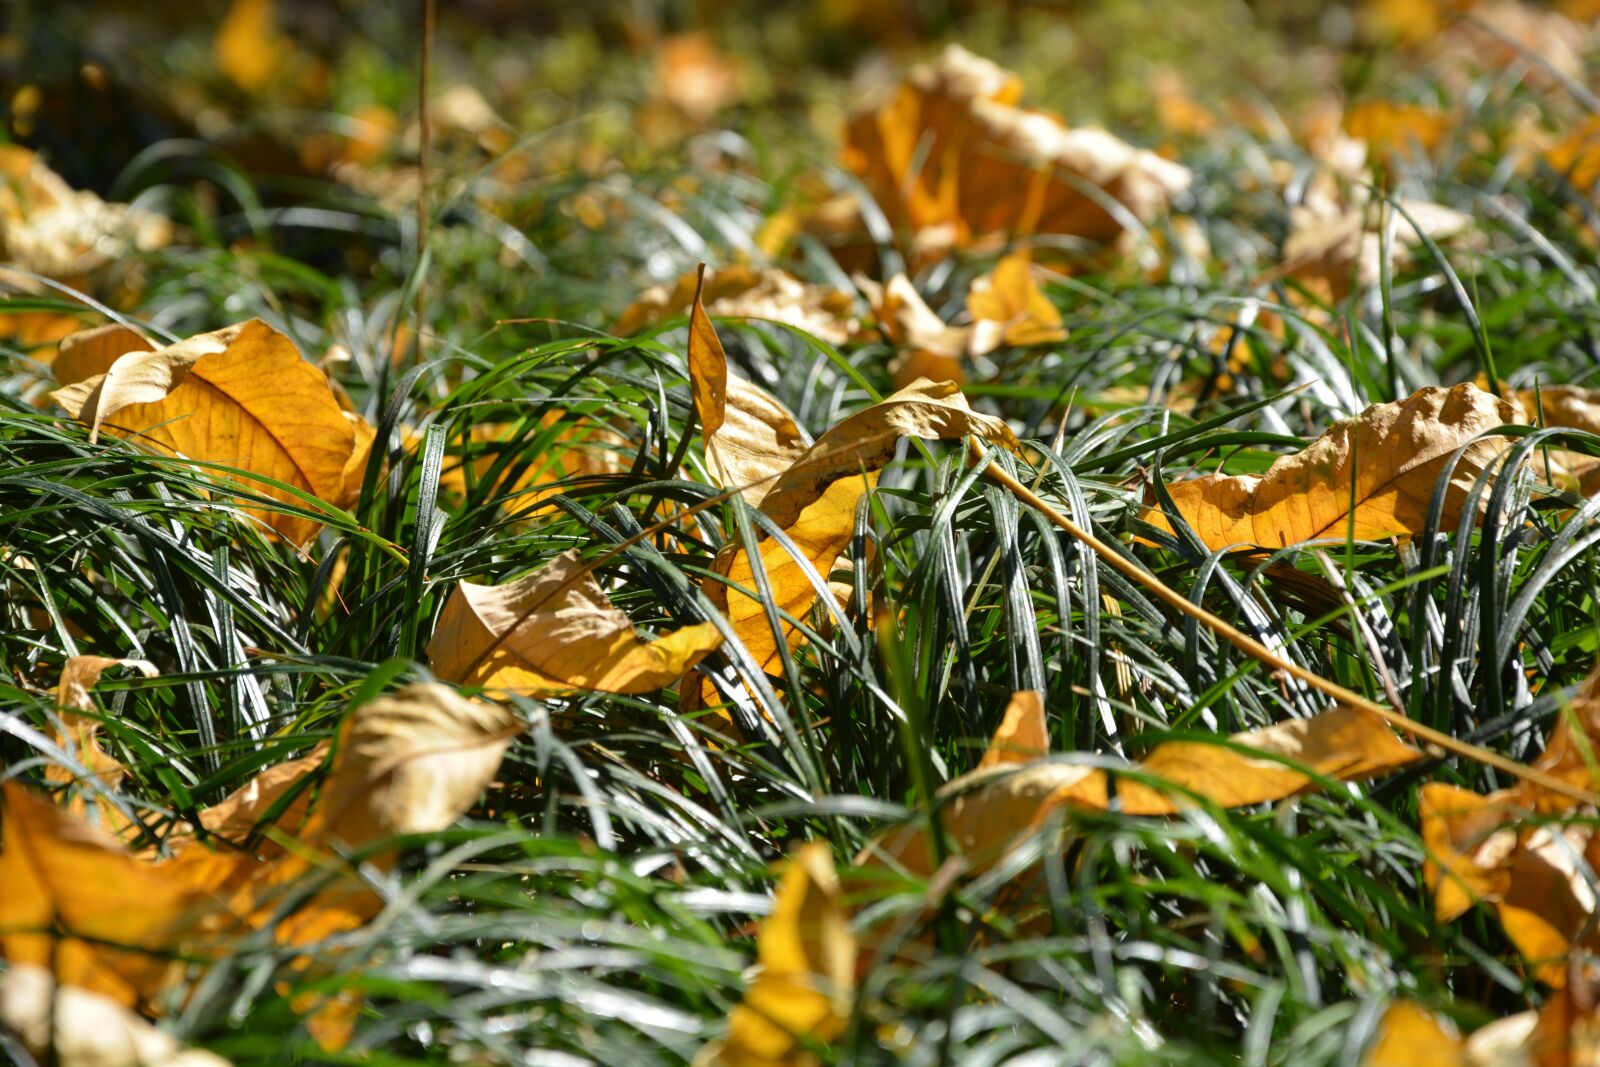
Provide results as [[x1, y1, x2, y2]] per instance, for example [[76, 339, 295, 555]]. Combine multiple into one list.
[[4, 1, 1600, 1063]]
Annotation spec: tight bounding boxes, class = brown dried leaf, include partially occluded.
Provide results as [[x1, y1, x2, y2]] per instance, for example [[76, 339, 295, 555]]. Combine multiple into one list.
[[51, 319, 375, 545], [1144, 384, 1516, 551], [428, 549, 723, 697], [695, 843, 855, 1067], [685, 264, 811, 502]]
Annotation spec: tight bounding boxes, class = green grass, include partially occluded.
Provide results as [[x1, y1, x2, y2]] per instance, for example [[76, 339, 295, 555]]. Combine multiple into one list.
[[5, 3, 1600, 1064]]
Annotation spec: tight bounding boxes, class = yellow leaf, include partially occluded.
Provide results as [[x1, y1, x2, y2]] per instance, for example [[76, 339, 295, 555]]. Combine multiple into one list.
[[696, 843, 855, 1067], [0, 782, 212, 1006], [51, 323, 155, 390], [51, 319, 376, 545], [975, 690, 1049, 770], [866, 704, 1419, 881], [1283, 198, 1470, 301], [44, 655, 158, 834], [1419, 782, 1516, 922], [841, 45, 1190, 254], [616, 264, 861, 345], [0, 146, 170, 280], [1144, 384, 1516, 551], [1363, 1001, 1464, 1067], [306, 682, 521, 849], [759, 377, 1018, 530], [690, 263, 731, 441], [685, 264, 811, 503], [1505, 385, 1600, 491], [695, 473, 879, 722], [193, 744, 329, 852], [694, 380, 1017, 726], [1116, 705, 1423, 815], [428, 550, 724, 696], [0, 964, 233, 1067], [966, 253, 1068, 357], [1344, 100, 1450, 160], [215, 0, 286, 94], [858, 273, 970, 389]]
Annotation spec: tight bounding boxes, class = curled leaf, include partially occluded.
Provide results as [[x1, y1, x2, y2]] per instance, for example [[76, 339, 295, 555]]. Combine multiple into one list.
[[1144, 383, 1516, 551], [759, 377, 1019, 530], [696, 843, 855, 1067], [694, 380, 1018, 725], [428, 550, 723, 697], [51, 319, 376, 544], [842, 44, 1190, 254], [966, 253, 1068, 357], [52, 323, 156, 389], [0, 146, 170, 280], [616, 263, 861, 345], [687, 264, 811, 501], [309, 682, 522, 847]]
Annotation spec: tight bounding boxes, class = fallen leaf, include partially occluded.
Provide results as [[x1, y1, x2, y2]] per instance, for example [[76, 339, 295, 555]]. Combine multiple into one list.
[[1547, 116, 1600, 195], [686, 265, 812, 502], [1284, 197, 1471, 301], [43, 655, 158, 834], [215, 0, 286, 93], [428, 549, 723, 696], [0, 782, 215, 1005], [194, 745, 329, 852], [695, 843, 855, 1067], [759, 377, 1019, 530], [842, 45, 1191, 255], [1363, 1001, 1465, 1067], [306, 682, 521, 849], [176, 684, 521, 1048], [1371, 987, 1600, 1067], [51, 322, 156, 389], [657, 32, 740, 121], [692, 380, 1018, 724], [1144, 383, 1517, 551], [696, 473, 879, 721], [616, 264, 861, 345], [1344, 100, 1450, 161], [51, 319, 376, 544], [975, 690, 1050, 770], [0, 146, 170, 280], [867, 700, 1419, 880], [0, 964, 232, 1067], [965, 253, 1068, 357], [857, 273, 970, 389], [1503, 384, 1600, 490], [1419, 669, 1600, 987]]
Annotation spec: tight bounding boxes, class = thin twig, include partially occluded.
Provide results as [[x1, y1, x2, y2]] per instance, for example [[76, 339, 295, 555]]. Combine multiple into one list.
[[415, 0, 436, 361]]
